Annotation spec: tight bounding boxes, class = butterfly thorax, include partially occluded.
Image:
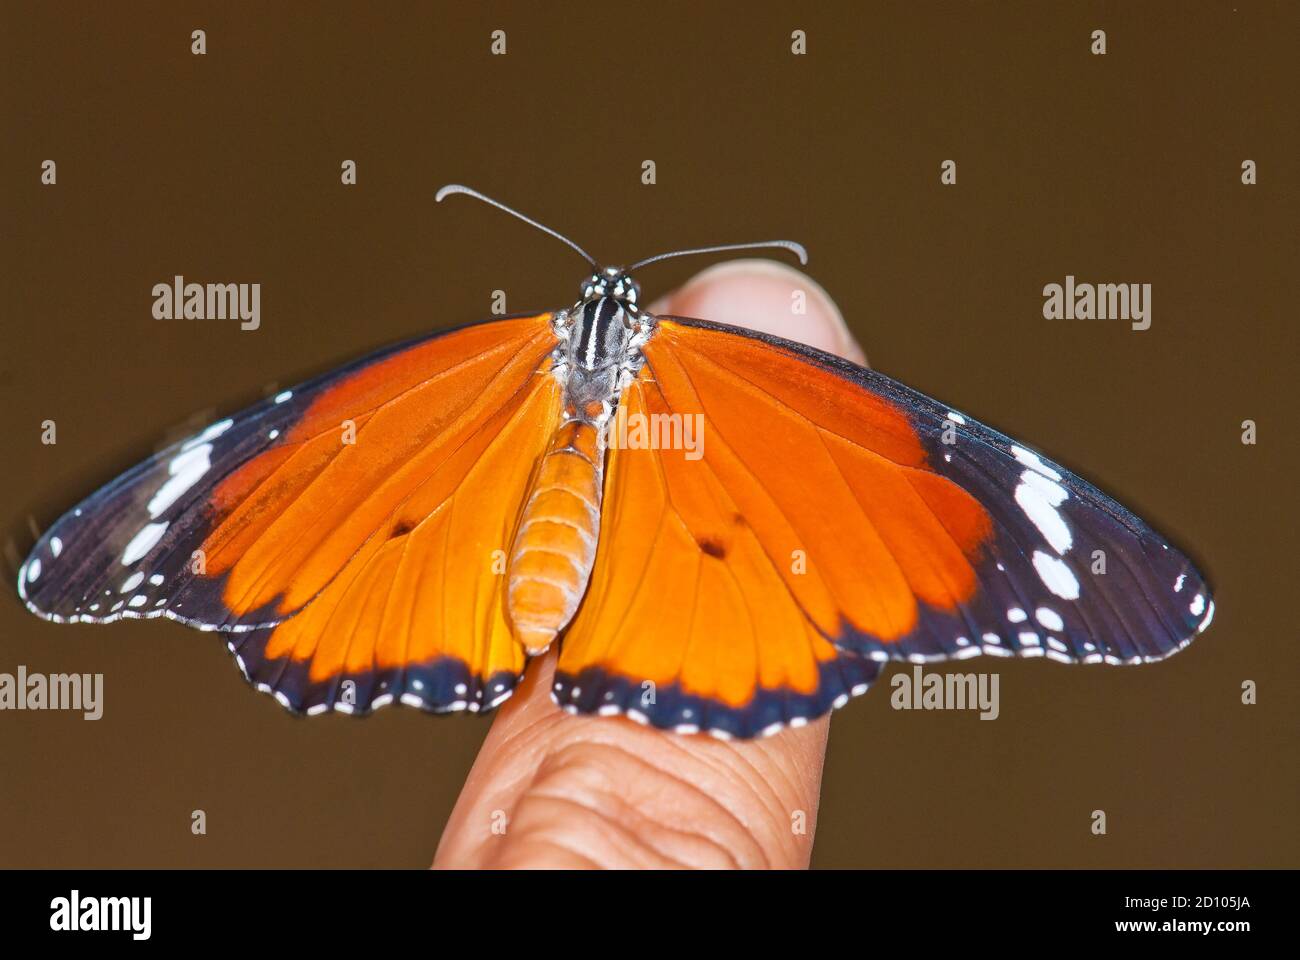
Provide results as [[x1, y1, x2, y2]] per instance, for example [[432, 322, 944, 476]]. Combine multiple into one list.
[[506, 272, 653, 653]]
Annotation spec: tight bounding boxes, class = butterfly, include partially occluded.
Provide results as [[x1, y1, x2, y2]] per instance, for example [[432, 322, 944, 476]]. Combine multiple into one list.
[[17, 185, 1214, 740]]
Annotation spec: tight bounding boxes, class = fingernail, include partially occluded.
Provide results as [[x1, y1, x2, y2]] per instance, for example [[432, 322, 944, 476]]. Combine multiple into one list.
[[652, 259, 866, 366]]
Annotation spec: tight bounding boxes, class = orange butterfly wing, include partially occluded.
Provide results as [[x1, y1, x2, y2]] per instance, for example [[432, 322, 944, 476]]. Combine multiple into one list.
[[554, 320, 899, 737], [22, 315, 561, 714], [554, 317, 1210, 737], [203, 316, 559, 626], [231, 348, 561, 714]]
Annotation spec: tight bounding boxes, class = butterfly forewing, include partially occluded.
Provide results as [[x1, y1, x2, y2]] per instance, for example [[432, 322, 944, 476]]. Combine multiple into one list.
[[553, 316, 1212, 735], [20, 314, 559, 713]]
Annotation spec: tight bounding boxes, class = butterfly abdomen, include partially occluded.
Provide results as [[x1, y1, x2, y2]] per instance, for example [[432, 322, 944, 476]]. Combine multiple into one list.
[[507, 408, 606, 654]]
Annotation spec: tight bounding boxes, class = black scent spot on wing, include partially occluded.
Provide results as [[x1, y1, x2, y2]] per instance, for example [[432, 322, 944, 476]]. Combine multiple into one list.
[[732, 512, 747, 527], [390, 520, 415, 539], [697, 536, 727, 559]]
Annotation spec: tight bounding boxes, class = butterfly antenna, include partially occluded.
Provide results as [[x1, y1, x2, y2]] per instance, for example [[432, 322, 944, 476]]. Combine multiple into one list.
[[626, 239, 808, 272], [436, 184, 598, 269]]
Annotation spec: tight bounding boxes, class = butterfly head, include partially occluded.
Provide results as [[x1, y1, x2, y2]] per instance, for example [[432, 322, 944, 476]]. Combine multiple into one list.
[[552, 267, 655, 388], [581, 267, 640, 308]]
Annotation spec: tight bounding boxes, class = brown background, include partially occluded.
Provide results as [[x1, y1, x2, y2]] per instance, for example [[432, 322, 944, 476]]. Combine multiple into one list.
[[1, 1, 1295, 868]]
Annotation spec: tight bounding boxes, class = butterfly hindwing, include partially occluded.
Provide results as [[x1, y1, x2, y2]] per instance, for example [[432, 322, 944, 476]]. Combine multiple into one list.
[[20, 314, 560, 714], [554, 316, 1212, 735]]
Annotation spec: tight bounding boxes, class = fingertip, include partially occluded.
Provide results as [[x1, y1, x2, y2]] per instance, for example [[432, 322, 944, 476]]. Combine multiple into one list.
[[650, 259, 867, 366]]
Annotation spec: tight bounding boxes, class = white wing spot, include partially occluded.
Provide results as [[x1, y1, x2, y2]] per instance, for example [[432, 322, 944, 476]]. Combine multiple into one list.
[[1032, 550, 1080, 599], [1007, 607, 1027, 623], [182, 418, 233, 451], [1011, 445, 1063, 481], [1035, 606, 1065, 631], [1197, 600, 1215, 634], [121, 521, 169, 566], [1014, 470, 1072, 554], [274, 390, 293, 404], [148, 444, 213, 518], [120, 571, 145, 593], [50, 536, 63, 558], [1189, 593, 1206, 616]]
